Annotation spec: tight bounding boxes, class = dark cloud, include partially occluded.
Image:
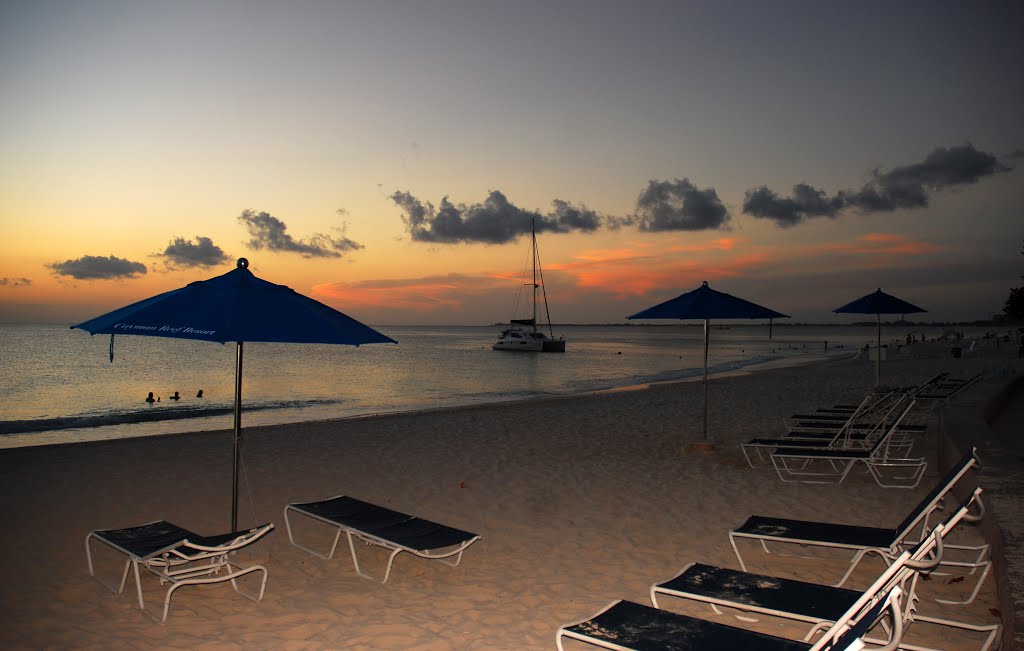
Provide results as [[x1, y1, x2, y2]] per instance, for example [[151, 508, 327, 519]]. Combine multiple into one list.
[[743, 183, 845, 227], [874, 143, 1008, 188], [391, 190, 601, 244], [844, 143, 1007, 212], [47, 255, 147, 280], [744, 144, 1010, 226], [635, 178, 730, 231], [238, 210, 364, 258], [159, 236, 231, 268], [0, 277, 32, 287]]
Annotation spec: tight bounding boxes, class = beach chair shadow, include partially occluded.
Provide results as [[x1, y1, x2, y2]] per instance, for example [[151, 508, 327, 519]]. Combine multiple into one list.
[[283, 494, 480, 583], [85, 520, 274, 623], [652, 488, 999, 651], [729, 449, 990, 602]]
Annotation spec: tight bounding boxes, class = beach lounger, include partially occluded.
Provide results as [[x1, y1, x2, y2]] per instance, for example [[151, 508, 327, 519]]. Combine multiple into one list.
[[742, 395, 914, 467], [283, 495, 480, 583], [770, 400, 928, 487], [730, 449, 989, 600], [808, 372, 949, 415], [556, 582, 906, 651], [85, 520, 274, 623], [913, 373, 982, 412], [783, 391, 902, 430], [652, 489, 999, 651], [783, 374, 956, 436]]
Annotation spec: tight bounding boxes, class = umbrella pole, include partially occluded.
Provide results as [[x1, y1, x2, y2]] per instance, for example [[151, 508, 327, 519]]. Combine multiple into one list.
[[703, 319, 709, 440], [875, 315, 881, 387], [232, 341, 244, 531]]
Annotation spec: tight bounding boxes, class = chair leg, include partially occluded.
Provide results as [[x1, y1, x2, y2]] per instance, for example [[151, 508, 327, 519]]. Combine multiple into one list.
[[836, 547, 893, 587], [932, 551, 992, 605], [132, 561, 146, 612], [151, 563, 269, 624], [283, 506, 343, 559], [345, 530, 403, 583], [85, 533, 135, 596], [226, 563, 269, 602]]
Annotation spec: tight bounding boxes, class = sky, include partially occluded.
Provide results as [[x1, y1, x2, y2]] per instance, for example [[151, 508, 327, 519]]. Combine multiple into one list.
[[1, 0, 1022, 326]]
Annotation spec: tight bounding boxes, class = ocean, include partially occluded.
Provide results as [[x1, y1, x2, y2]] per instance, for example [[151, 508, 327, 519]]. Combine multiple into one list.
[[0, 322, 979, 448]]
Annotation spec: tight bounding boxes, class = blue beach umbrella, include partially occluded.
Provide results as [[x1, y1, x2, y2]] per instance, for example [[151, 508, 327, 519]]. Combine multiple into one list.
[[627, 281, 788, 441], [833, 288, 926, 387], [72, 258, 396, 529]]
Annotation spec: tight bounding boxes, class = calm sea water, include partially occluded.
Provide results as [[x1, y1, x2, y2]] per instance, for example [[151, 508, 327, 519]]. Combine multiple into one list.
[[0, 322, 980, 448]]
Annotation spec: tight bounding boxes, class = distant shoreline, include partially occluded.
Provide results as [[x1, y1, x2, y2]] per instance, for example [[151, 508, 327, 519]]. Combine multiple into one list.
[[0, 351, 852, 450]]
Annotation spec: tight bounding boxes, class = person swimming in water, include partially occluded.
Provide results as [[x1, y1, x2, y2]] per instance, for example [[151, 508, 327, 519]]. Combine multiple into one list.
[[146, 392, 156, 403], [196, 389, 204, 398], [170, 391, 181, 400]]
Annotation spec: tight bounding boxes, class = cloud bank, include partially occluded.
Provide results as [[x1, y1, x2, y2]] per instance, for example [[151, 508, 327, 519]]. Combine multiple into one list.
[[743, 143, 1009, 227], [48, 255, 147, 280], [239, 210, 364, 258], [390, 179, 727, 244], [0, 277, 32, 287], [159, 236, 231, 268], [390, 190, 601, 244], [390, 143, 1012, 241]]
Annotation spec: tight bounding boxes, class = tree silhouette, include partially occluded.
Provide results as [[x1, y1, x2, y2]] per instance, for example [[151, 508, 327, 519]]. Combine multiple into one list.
[[1004, 240, 1024, 320]]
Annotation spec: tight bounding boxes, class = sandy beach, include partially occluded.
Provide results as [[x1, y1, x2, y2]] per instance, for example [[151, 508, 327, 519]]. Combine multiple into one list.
[[1, 339, 1020, 650]]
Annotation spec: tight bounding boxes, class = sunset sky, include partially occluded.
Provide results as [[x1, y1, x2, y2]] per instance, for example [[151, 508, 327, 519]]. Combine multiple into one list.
[[1, 1, 1022, 326]]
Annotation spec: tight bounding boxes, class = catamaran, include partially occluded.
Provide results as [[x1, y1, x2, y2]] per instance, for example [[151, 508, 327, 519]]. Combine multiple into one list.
[[492, 218, 566, 352]]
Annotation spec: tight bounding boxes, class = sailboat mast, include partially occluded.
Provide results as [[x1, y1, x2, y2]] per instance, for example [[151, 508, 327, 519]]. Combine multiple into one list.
[[531, 218, 538, 332]]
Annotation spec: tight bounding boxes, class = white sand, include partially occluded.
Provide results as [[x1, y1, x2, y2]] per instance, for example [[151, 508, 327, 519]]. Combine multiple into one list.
[[0, 340, 1018, 650]]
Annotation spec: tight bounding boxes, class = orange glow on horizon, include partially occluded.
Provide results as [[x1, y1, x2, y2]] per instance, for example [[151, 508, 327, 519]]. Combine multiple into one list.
[[809, 233, 947, 258], [312, 274, 501, 313]]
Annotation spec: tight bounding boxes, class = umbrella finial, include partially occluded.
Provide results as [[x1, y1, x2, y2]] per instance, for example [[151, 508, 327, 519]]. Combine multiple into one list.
[[237, 258, 249, 269], [701, 280, 708, 287]]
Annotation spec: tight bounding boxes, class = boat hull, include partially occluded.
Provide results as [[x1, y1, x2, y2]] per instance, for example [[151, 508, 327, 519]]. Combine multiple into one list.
[[542, 339, 566, 352], [492, 328, 565, 352]]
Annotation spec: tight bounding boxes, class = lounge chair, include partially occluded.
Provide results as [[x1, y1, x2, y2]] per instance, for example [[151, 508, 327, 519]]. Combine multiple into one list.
[[85, 520, 274, 623], [792, 373, 949, 418], [913, 373, 982, 412], [283, 495, 480, 583], [769, 400, 928, 487], [742, 395, 915, 467], [729, 449, 989, 598], [556, 583, 906, 651], [652, 489, 999, 651], [783, 391, 929, 438], [783, 390, 903, 431], [782, 374, 955, 436]]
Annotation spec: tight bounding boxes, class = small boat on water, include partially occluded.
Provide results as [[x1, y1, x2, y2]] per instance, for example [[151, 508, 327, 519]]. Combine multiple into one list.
[[493, 218, 566, 353]]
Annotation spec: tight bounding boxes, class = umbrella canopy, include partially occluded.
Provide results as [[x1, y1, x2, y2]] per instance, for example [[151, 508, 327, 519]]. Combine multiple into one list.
[[627, 281, 788, 441], [833, 288, 926, 386], [72, 258, 396, 529], [73, 258, 395, 347]]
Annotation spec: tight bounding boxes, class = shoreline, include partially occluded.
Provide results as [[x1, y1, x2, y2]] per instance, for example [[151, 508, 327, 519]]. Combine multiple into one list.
[[0, 350, 855, 451]]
